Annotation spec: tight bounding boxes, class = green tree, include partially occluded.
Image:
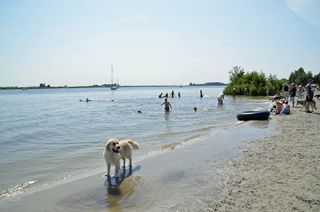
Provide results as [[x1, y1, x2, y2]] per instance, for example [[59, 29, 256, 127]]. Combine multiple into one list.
[[229, 66, 245, 84], [288, 67, 311, 85], [224, 67, 278, 96], [313, 72, 320, 85]]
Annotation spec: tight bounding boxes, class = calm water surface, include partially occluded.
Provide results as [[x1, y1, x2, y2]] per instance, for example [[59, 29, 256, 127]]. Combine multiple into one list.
[[0, 86, 270, 198]]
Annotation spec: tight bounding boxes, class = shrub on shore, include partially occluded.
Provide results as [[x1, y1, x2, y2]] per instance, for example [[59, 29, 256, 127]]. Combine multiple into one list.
[[224, 66, 319, 96]]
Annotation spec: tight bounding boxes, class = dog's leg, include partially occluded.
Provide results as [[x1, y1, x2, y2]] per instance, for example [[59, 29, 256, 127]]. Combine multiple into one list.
[[121, 165, 126, 178], [106, 163, 111, 177], [122, 159, 126, 169], [115, 161, 120, 177], [128, 165, 133, 175], [300, 105, 304, 111], [300, 101, 306, 111], [129, 158, 132, 167]]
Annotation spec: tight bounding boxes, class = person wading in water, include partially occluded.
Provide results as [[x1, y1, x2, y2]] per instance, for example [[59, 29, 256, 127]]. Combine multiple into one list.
[[160, 98, 172, 112]]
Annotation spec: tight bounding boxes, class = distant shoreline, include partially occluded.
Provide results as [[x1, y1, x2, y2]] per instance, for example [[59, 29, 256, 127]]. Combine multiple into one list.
[[0, 82, 227, 90]]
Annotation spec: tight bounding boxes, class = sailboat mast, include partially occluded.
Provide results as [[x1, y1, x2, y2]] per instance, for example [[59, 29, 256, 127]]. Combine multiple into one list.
[[110, 64, 114, 85]]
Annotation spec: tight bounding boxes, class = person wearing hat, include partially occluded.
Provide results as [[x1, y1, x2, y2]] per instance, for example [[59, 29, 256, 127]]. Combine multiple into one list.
[[289, 83, 296, 107], [305, 79, 314, 113]]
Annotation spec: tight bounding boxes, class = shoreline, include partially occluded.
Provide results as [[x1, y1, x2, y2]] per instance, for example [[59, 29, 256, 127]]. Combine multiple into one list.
[[0, 84, 227, 90], [0, 119, 274, 211], [208, 107, 320, 211]]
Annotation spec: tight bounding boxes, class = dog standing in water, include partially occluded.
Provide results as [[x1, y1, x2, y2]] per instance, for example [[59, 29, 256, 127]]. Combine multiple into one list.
[[103, 138, 139, 177]]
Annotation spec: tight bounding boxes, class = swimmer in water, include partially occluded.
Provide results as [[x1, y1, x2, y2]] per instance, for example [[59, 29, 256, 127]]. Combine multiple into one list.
[[160, 98, 172, 112]]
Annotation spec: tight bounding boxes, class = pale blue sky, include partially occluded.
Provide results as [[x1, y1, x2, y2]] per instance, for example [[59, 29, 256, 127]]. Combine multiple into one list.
[[1, 0, 320, 86]]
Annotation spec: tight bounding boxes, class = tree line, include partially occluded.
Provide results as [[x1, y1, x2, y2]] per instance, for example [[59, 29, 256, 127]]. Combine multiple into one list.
[[224, 66, 320, 96]]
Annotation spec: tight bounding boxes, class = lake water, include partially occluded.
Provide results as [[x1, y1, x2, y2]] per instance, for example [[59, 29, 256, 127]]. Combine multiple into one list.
[[0, 86, 271, 199]]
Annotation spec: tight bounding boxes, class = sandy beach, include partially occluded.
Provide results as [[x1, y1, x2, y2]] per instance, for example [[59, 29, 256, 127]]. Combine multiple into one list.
[[208, 106, 320, 211]]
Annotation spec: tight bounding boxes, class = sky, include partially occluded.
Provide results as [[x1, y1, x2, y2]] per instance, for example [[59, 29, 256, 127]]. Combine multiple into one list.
[[0, 0, 320, 87]]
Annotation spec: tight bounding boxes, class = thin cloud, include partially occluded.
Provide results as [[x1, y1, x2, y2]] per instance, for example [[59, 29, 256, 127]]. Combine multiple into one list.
[[285, 0, 320, 27]]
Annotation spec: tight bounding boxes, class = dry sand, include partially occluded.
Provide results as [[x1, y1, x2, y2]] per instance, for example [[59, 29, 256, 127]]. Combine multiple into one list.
[[208, 106, 320, 212]]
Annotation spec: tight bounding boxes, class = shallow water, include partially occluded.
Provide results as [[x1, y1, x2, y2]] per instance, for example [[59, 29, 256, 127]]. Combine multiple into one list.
[[0, 120, 274, 212], [0, 86, 271, 199]]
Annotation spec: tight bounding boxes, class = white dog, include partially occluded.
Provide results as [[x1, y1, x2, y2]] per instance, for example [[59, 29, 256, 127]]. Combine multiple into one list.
[[218, 93, 224, 105], [103, 138, 139, 177]]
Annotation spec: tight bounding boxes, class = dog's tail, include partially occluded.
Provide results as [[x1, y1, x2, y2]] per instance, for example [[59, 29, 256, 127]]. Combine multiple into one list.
[[127, 139, 139, 150]]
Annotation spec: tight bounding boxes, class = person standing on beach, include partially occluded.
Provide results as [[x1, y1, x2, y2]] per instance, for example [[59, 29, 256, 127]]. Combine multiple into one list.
[[297, 84, 304, 99], [178, 92, 181, 98], [305, 79, 314, 113], [283, 84, 289, 101], [289, 83, 296, 107], [160, 98, 172, 112]]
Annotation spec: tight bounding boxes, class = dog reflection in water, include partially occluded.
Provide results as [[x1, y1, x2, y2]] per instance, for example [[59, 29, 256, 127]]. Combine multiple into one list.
[[104, 165, 141, 196], [105, 166, 132, 195]]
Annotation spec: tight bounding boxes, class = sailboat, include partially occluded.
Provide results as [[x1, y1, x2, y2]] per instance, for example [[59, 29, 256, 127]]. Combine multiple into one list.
[[110, 65, 119, 90]]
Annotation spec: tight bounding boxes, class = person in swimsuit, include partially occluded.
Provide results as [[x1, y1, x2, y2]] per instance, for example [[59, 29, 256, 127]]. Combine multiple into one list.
[[160, 98, 172, 112], [200, 90, 203, 98]]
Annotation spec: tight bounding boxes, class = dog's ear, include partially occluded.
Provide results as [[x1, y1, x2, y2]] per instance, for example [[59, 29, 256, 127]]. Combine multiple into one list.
[[106, 141, 111, 151]]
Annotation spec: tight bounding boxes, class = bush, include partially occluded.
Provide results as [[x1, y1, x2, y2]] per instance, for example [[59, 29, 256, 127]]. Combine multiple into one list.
[[249, 85, 258, 96]]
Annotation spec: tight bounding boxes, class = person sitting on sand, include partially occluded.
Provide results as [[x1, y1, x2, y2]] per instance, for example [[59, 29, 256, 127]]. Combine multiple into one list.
[[281, 100, 290, 115], [274, 101, 283, 114], [160, 98, 172, 112], [270, 100, 277, 112], [274, 101, 290, 115]]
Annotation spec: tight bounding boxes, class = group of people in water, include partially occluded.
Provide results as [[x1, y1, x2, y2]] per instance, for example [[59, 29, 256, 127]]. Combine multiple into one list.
[[159, 90, 225, 112], [79, 98, 91, 102], [158, 90, 181, 98]]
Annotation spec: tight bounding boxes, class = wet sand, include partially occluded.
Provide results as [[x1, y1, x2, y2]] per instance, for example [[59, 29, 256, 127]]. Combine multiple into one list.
[[0, 120, 274, 212], [208, 107, 320, 211]]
